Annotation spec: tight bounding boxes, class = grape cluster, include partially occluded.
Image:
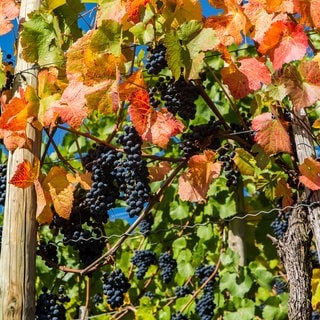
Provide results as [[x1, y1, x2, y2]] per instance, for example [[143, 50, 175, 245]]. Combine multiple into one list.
[[270, 210, 291, 240], [116, 125, 150, 217], [0, 164, 7, 206], [273, 278, 287, 294], [171, 312, 190, 320], [218, 148, 240, 187], [312, 311, 320, 320], [139, 213, 154, 235], [145, 43, 167, 75], [159, 252, 177, 283], [195, 265, 216, 320], [93, 293, 103, 305], [131, 250, 157, 279], [65, 227, 105, 267], [160, 75, 200, 120], [180, 118, 222, 158], [175, 285, 192, 297], [1, 67, 14, 93], [37, 240, 59, 266], [102, 269, 131, 309], [143, 291, 155, 299], [35, 286, 70, 320], [195, 292, 215, 320], [81, 146, 120, 223]]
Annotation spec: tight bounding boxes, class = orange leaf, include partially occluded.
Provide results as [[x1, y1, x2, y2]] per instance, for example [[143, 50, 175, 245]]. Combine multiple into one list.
[[0, 0, 20, 36], [126, 0, 151, 23], [44, 167, 75, 220], [258, 21, 308, 70], [34, 179, 53, 224], [251, 112, 292, 155], [275, 177, 293, 209], [178, 150, 221, 203], [311, 0, 320, 29], [66, 172, 92, 190], [148, 161, 172, 181], [119, 70, 146, 100], [9, 158, 40, 188], [299, 157, 320, 191]]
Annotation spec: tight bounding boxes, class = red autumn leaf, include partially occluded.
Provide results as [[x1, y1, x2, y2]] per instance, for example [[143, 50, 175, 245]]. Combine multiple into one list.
[[299, 157, 320, 191], [0, 0, 20, 35], [148, 161, 172, 182], [221, 58, 271, 99], [44, 80, 88, 129], [126, 0, 151, 24], [128, 89, 185, 148], [9, 158, 40, 189], [178, 150, 221, 203], [251, 112, 292, 155], [258, 21, 308, 70]]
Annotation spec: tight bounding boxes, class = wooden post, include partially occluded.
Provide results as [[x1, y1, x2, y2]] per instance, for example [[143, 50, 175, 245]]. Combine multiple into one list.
[[0, 0, 41, 319]]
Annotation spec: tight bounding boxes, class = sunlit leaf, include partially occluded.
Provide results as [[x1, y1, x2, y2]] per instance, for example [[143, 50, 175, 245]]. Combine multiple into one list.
[[178, 150, 221, 203], [119, 69, 146, 100], [128, 89, 185, 148], [126, 0, 151, 24], [258, 21, 308, 70], [233, 148, 256, 176], [9, 158, 40, 189], [275, 177, 293, 209], [221, 58, 271, 99], [34, 179, 52, 224], [21, 12, 65, 67], [252, 112, 292, 155], [299, 157, 320, 191], [312, 268, 320, 310]]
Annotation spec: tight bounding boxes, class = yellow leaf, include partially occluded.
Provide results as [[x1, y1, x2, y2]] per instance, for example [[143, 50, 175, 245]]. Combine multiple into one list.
[[312, 268, 320, 309]]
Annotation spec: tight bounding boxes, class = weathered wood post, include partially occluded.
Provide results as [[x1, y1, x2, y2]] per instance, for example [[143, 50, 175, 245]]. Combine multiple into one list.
[[0, 0, 41, 319]]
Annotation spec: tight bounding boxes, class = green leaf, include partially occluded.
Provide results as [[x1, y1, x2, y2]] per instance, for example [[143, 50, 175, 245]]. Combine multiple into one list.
[[164, 31, 182, 80], [196, 224, 213, 241], [42, 0, 66, 11], [21, 12, 65, 67], [130, 22, 154, 44], [249, 261, 273, 289], [90, 20, 122, 56], [177, 20, 203, 42], [219, 269, 253, 298], [223, 298, 255, 320]]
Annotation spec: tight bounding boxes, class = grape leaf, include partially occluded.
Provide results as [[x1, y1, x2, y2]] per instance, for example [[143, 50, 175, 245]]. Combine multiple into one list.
[[0, 0, 20, 35], [178, 150, 221, 203], [221, 58, 271, 99], [90, 20, 122, 56], [41, 0, 66, 11], [251, 112, 292, 155], [43, 167, 75, 220], [299, 157, 320, 191], [148, 161, 172, 182], [258, 21, 308, 70], [119, 69, 146, 100], [0, 86, 39, 150], [125, 0, 151, 24], [311, 0, 320, 29], [9, 158, 40, 189], [34, 179, 53, 225], [205, 6, 251, 46], [128, 89, 185, 148], [164, 31, 182, 81], [312, 269, 320, 310], [44, 80, 88, 129], [275, 177, 293, 209], [21, 12, 65, 67], [233, 148, 257, 176], [280, 61, 320, 111], [97, 0, 128, 28]]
